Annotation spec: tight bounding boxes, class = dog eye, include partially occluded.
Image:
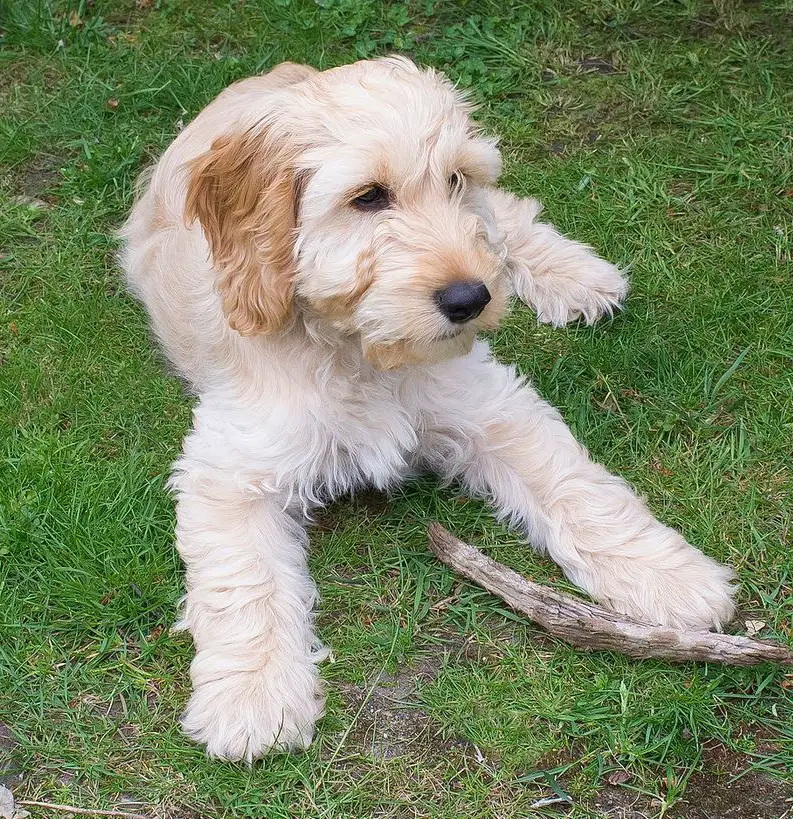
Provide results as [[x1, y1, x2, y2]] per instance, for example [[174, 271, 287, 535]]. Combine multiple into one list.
[[449, 172, 465, 193], [352, 185, 390, 211]]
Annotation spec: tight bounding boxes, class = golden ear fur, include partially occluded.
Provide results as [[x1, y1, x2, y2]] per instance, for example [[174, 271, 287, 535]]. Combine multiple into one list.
[[185, 126, 300, 335]]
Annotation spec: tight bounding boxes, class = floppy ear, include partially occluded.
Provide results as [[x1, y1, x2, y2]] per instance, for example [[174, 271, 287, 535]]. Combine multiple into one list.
[[185, 125, 301, 335]]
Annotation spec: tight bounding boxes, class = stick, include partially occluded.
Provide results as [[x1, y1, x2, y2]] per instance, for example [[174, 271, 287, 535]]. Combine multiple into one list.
[[18, 801, 149, 819], [427, 523, 793, 666]]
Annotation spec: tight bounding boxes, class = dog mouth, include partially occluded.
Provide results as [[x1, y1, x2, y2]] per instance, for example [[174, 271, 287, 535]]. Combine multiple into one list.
[[435, 326, 466, 341]]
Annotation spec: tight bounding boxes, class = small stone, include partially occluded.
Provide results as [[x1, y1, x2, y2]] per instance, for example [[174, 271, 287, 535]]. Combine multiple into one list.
[[0, 785, 15, 819]]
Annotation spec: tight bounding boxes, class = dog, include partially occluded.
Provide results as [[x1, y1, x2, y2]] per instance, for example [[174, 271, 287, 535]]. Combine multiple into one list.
[[119, 57, 736, 763]]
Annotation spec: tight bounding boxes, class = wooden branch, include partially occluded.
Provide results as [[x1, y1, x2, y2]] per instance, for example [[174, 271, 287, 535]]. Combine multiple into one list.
[[428, 523, 793, 667], [17, 801, 149, 819]]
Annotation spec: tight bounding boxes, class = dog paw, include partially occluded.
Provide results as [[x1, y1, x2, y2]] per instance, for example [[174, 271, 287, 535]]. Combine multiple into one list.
[[181, 654, 325, 762], [592, 537, 737, 631], [512, 255, 629, 328]]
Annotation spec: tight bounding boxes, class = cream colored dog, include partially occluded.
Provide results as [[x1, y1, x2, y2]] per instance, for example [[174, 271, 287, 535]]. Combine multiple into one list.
[[120, 57, 736, 762]]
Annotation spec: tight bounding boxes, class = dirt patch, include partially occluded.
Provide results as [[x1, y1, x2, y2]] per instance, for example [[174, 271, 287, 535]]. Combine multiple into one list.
[[0, 722, 22, 789], [0, 61, 27, 96], [70, 693, 127, 720], [685, 7, 792, 41], [13, 154, 63, 201], [675, 741, 793, 819], [591, 742, 792, 818], [337, 654, 474, 762], [578, 57, 620, 75], [594, 786, 656, 818], [154, 805, 204, 819], [101, 0, 156, 26]]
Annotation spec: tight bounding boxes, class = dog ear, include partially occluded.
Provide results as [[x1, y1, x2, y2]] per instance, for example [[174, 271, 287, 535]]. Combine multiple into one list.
[[185, 125, 301, 335]]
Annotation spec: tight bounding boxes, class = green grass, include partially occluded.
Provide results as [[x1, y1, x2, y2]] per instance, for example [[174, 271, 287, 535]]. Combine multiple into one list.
[[1, 0, 792, 816]]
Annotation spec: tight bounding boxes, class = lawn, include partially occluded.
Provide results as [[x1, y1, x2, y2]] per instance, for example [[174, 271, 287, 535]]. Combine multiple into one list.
[[1, 0, 792, 816]]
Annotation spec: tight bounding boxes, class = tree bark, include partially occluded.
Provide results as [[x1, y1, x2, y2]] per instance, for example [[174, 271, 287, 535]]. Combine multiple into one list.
[[427, 523, 793, 666]]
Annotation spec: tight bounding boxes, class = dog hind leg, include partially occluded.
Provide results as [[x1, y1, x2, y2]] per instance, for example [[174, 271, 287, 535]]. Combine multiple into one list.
[[420, 353, 736, 630]]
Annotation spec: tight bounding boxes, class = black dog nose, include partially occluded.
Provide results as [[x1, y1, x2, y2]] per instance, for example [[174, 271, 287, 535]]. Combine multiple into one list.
[[434, 281, 492, 324]]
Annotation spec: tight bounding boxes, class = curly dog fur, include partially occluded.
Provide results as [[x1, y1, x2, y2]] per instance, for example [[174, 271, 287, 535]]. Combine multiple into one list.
[[119, 57, 735, 762]]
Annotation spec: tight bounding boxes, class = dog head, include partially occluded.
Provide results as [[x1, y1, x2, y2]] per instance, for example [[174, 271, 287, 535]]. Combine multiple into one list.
[[186, 57, 510, 369]]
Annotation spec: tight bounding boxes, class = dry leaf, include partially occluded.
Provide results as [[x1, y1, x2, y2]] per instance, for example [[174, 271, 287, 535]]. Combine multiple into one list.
[[746, 620, 767, 636], [68, 10, 82, 27], [606, 770, 632, 786], [595, 391, 619, 413], [651, 458, 674, 477], [106, 97, 119, 109]]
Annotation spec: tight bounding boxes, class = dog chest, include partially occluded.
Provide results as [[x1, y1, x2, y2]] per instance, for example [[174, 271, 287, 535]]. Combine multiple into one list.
[[308, 382, 419, 494]]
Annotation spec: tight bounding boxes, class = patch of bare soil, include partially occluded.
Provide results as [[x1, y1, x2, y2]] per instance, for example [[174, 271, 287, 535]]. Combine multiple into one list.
[[152, 805, 203, 819], [594, 786, 656, 818], [591, 740, 793, 819], [686, 7, 793, 42], [337, 653, 474, 762], [577, 57, 620, 75], [675, 741, 793, 819], [0, 722, 22, 789], [14, 154, 62, 200]]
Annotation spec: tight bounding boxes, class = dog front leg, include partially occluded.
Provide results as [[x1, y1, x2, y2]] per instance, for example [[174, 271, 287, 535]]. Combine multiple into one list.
[[424, 356, 736, 630], [486, 188, 629, 326], [169, 440, 324, 762]]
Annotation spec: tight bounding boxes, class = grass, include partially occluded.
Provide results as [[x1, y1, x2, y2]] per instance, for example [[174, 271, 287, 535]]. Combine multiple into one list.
[[1, 0, 792, 816]]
